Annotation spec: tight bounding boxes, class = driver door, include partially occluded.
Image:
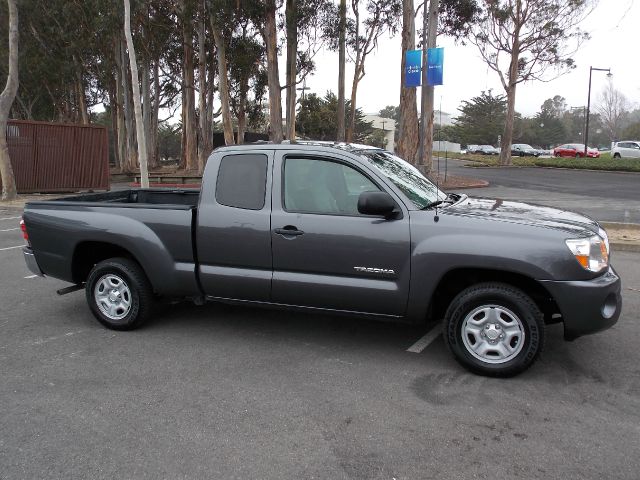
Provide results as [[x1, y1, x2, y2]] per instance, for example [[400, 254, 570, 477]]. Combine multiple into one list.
[[270, 152, 411, 317]]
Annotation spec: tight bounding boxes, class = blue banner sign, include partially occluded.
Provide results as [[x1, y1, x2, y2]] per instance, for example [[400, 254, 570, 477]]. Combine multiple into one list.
[[427, 47, 444, 86], [405, 49, 422, 87]]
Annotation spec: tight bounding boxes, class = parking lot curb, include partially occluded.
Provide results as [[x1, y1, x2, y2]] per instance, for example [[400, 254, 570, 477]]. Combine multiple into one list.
[[602, 222, 640, 253]]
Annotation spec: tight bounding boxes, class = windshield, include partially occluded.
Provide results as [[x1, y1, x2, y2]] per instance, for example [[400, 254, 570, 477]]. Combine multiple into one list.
[[518, 144, 534, 149], [358, 150, 446, 208]]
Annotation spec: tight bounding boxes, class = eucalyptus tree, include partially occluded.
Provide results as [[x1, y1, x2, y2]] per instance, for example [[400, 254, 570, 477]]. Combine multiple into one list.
[[0, 0, 18, 200], [345, 0, 402, 143], [471, 0, 592, 165]]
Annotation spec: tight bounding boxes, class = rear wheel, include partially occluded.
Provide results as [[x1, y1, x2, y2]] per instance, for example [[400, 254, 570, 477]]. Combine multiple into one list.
[[575, 152, 581, 158], [613, 153, 621, 158], [443, 283, 545, 377], [86, 257, 154, 330]]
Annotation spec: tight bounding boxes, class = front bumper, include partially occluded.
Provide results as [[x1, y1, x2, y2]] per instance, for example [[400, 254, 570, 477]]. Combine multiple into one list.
[[23, 247, 44, 277], [540, 267, 621, 340]]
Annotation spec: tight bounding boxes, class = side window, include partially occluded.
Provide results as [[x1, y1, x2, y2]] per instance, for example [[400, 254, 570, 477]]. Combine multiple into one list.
[[216, 154, 268, 210], [284, 157, 380, 215]]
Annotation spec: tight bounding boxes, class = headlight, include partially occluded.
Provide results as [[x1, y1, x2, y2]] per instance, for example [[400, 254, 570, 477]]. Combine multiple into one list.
[[565, 229, 609, 273]]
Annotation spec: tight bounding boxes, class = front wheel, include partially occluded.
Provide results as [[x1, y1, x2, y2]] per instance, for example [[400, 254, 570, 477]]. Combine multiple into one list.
[[443, 283, 545, 377], [86, 257, 154, 330], [613, 153, 621, 159]]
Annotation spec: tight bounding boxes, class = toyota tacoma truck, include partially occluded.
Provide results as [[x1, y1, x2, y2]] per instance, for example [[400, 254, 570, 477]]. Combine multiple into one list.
[[21, 142, 622, 376]]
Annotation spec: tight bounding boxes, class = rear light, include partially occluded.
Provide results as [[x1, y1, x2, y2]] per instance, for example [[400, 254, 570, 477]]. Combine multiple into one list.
[[20, 218, 30, 246]]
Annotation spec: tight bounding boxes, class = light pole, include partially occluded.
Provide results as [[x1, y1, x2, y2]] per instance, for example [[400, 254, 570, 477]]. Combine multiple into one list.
[[584, 66, 612, 156]]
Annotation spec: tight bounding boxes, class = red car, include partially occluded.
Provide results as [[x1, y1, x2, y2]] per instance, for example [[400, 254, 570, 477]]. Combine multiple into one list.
[[553, 143, 600, 158]]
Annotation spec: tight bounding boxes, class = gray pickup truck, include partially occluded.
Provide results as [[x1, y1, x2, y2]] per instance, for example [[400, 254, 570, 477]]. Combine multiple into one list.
[[22, 142, 622, 376]]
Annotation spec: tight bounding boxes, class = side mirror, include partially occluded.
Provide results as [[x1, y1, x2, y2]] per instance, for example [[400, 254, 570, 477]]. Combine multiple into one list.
[[358, 191, 397, 218]]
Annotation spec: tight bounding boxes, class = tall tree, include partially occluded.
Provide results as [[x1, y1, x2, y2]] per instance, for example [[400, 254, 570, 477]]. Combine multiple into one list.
[[451, 90, 506, 146], [0, 0, 18, 201], [210, 7, 235, 146], [179, 0, 199, 170], [418, 0, 438, 172], [336, 0, 347, 142], [124, 0, 149, 187], [285, 0, 298, 140], [262, 0, 284, 142], [396, 0, 418, 163], [346, 0, 401, 143], [472, 0, 592, 165], [596, 80, 630, 142]]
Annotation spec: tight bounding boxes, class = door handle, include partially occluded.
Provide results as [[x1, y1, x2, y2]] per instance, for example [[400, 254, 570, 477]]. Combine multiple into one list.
[[275, 226, 304, 236]]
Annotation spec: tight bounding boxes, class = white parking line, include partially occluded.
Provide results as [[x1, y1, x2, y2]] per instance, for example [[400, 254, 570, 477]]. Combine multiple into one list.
[[407, 323, 443, 353], [24, 274, 38, 279], [0, 216, 20, 221], [0, 245, 23, 251], [0, 228, 19, 232]]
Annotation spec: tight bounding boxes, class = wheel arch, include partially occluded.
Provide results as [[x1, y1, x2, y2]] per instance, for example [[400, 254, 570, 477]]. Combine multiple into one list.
[[72, 241, 148, 285], [428, 267, 561, 324]]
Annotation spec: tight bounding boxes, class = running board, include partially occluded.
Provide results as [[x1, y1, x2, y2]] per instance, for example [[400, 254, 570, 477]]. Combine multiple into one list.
[[57, 284, 84, 296]]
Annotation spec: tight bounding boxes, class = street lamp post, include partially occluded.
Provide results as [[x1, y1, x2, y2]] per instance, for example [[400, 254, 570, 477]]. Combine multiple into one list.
[[584, 66, 612, 156]]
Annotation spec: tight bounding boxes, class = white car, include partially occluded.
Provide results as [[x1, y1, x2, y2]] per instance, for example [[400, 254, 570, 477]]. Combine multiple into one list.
[[612, 141, 640, 159]]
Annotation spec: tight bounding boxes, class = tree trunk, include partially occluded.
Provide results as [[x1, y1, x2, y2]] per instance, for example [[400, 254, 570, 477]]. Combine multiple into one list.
[[181, 4, 198, 171], [336, 0, 346, 142], [75, 70, 89, 124], [499, 37, 520, 167], [264, 1, 284, 143], [205, 54, 215, 154], [114, 36, 127, 173], [141, 59, 157, 170], [150, 61, 160, 167], [120, 34, 137, 173], [285, 0, 297, 140], [237, 80, 248, 144], [0, 0, 19, 201], [124, 0, 149, 188], [418, 0, 438, 173], [397, 0, 418, 163], [197, 4, 211, 172], [346, 66, 360, 143], [345, 0, 361, 143], [210, 19, 234, 146]]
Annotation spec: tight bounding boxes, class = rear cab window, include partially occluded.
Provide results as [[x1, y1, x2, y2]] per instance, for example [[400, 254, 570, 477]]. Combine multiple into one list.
[[216, 154, 268, 210]]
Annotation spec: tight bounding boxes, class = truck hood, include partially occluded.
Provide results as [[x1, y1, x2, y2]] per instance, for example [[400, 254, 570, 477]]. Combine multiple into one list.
[[442, 197, 601, 236]]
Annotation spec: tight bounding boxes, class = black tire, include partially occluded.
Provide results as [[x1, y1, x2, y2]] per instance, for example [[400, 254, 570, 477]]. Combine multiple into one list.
[[575, 152, 581, 158], [85, 257, 154, 330], [519, 152, 525, 157], [554, 152, 561, 158], [443, 282, 545, 377], [613, 153, 621, 159]]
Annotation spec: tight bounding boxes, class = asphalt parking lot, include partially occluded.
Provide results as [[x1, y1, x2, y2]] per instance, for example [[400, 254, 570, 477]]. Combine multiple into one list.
[[1, 208, 640, 479]]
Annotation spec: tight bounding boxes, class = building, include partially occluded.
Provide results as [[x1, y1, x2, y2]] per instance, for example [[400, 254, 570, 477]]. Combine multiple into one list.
[[363, 115, 396, 153]]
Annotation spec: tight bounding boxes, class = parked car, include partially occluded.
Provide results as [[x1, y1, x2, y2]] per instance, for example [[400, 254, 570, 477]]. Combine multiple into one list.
[[553, 144, 600, 158], [22, 142, 621, 377], [511, 144, 540, 157], [466, 145, 480, 154], [612, 141, 640, 159], [477, 145, 500, 155]]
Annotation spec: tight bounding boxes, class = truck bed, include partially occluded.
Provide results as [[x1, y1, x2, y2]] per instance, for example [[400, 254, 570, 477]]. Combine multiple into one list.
[[24, 188, 201, 296], [45, 188, 200, 208]]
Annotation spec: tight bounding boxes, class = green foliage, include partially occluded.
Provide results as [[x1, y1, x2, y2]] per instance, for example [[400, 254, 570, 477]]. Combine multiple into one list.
[[622, 122, 640, 140], [379, 105, 400, 122], [297, 91, 375, 143], [451, 91, 506, 146]]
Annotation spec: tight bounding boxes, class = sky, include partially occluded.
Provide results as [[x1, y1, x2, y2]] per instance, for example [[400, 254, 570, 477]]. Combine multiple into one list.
[[298, 0, 640, 118]]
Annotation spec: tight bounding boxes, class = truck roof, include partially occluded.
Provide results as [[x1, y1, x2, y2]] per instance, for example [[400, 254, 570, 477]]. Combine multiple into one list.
[[214, 140, 384, 155]]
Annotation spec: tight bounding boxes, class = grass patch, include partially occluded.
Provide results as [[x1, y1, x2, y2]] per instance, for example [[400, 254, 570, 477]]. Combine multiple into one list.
[[434, 151, 640, 172]]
